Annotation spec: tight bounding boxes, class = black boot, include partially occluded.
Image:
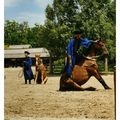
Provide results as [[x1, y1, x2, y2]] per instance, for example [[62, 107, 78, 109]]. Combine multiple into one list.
[[25, 79, 27, 84], [29, 80, 31, 84]]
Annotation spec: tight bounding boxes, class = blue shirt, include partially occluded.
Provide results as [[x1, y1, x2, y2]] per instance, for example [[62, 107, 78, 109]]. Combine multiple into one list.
[[24, 57, 32, 70], [67, 38, 93, 56]]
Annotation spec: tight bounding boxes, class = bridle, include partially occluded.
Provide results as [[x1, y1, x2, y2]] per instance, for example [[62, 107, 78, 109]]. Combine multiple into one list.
[[82, 40, 108, 60]]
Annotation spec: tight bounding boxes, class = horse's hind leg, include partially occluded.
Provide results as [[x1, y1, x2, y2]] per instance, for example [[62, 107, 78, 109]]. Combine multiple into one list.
[[92, 70, 111, 89]]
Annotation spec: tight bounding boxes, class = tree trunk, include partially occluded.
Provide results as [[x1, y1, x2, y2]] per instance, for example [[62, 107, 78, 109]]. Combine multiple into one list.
[[49, 52, 53, 74], [104, 57, 108, 72]]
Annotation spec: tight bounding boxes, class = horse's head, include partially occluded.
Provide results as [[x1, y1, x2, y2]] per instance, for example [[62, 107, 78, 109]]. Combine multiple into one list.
[[94, 40, 109, 57], [35, 54, 42, 65]]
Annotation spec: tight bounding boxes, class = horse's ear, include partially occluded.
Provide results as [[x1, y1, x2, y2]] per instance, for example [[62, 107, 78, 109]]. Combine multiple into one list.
[[97, 39, 105, 43], [94, 39, 100, 43], [99, 39, 106, 44], [102, 40, 106, 43], [99, 38, 104, 41]]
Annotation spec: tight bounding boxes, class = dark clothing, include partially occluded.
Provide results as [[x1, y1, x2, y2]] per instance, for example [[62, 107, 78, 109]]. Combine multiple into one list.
[[23, 57, 34, 84], [65, 38, 93, 76]]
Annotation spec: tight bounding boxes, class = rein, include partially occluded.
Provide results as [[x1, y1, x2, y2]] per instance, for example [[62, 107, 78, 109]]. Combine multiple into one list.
[[82, 40, 106, 60], [18, 68, 24, 78], [82, 51, 105, 61]]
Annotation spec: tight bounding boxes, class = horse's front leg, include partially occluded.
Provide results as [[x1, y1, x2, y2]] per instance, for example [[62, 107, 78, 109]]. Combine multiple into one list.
[[41, 72, 48, 84], [35, 71, 38, 84], [66, 78, 85, 91], [59, 71, 85, 91], [41, 72, 44, 84], [91, 69, 111, 89]]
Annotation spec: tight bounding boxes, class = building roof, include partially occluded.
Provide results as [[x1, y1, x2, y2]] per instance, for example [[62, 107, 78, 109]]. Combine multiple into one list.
[[8, 44, 32, 49], [4, 48, 50, 58]]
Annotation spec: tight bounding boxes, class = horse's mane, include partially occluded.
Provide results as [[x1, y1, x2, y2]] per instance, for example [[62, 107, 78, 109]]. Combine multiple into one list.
[[82, 42, 94, 56]]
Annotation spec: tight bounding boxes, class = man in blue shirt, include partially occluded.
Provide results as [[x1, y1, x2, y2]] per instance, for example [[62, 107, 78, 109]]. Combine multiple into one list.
[[65, 30, 93, 78], [23, 51, 34, 84]]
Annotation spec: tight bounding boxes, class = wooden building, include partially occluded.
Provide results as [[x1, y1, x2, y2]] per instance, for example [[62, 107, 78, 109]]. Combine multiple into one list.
[[4, 46, 50, 67]]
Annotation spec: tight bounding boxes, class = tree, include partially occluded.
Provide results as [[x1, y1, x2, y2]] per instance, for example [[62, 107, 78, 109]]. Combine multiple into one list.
[[5, 20, 20, 45], [44, 0, 115, 70], [4, 20, 30, 45]]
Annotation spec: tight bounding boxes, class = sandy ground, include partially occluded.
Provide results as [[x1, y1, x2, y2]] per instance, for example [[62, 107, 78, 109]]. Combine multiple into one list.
[[4, 68, 115, 120]]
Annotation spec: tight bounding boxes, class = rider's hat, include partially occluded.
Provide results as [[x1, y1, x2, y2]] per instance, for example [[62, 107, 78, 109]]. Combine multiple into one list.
[[24, 51, 30, 55]]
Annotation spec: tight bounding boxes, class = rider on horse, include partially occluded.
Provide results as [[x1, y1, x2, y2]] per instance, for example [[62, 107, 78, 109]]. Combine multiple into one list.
[[60, 31, 110, 91], [65, 30, 94, 78]]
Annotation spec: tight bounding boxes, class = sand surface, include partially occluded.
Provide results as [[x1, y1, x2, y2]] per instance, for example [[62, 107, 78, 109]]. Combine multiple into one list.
[[5, 68, 115, 120]]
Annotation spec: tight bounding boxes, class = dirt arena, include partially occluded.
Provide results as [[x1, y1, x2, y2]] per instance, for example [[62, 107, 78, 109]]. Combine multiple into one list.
[[5, 68, 115, 120]]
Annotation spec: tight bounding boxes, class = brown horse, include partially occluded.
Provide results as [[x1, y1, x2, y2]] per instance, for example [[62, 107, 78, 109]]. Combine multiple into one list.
[[59, 40, 111, 91], [35, 54, 48, 84]]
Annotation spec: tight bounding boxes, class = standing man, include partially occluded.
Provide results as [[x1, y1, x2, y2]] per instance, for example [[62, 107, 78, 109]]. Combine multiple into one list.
[[23, 51, 34, 84], [65, 30, 93, 78]]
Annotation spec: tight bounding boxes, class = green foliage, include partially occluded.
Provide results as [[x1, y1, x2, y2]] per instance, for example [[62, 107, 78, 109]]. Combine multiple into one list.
[[53, 59, 65, 74], [45, 5, 55, 21], [54, 58, 65, 66], [5, 20, 29, 45], [97, 60, 105, 71]]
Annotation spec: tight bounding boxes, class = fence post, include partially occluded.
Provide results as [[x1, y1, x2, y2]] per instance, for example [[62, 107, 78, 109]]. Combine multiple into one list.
[[114, 66, 116, 120], [114, 66, 116, 94], [49, 52, 53, 74], [105, 57, 108, 72]]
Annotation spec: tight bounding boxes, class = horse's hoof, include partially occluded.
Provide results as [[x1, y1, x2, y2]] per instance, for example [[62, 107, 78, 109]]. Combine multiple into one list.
[[85, 87, 96, 91], [80, 88, 85, 91], [59, 87, 66, 91], [44, 79, 48, 84], [105, 87, 112, 90]]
